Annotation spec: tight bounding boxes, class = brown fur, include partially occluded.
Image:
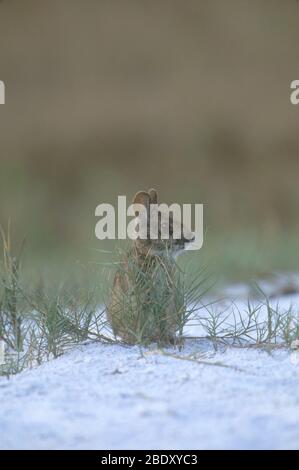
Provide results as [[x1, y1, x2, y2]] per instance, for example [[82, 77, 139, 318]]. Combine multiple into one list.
[[107, 188, 193, 344]]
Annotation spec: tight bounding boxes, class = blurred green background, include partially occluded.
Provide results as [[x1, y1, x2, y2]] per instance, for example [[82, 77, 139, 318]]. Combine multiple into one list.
[[0, 0, 299, 282]]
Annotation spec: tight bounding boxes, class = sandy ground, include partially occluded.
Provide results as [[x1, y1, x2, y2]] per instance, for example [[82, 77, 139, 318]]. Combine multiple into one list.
[[0, 286, 299, 450]]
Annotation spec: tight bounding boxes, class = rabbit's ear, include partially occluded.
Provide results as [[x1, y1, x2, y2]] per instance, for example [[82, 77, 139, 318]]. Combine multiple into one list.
[[133, 191, 150, 215], [148, 188, 158, 204]]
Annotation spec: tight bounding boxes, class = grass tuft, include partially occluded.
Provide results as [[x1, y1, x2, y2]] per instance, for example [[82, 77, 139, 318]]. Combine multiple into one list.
[[0, 231, 298, 377]]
